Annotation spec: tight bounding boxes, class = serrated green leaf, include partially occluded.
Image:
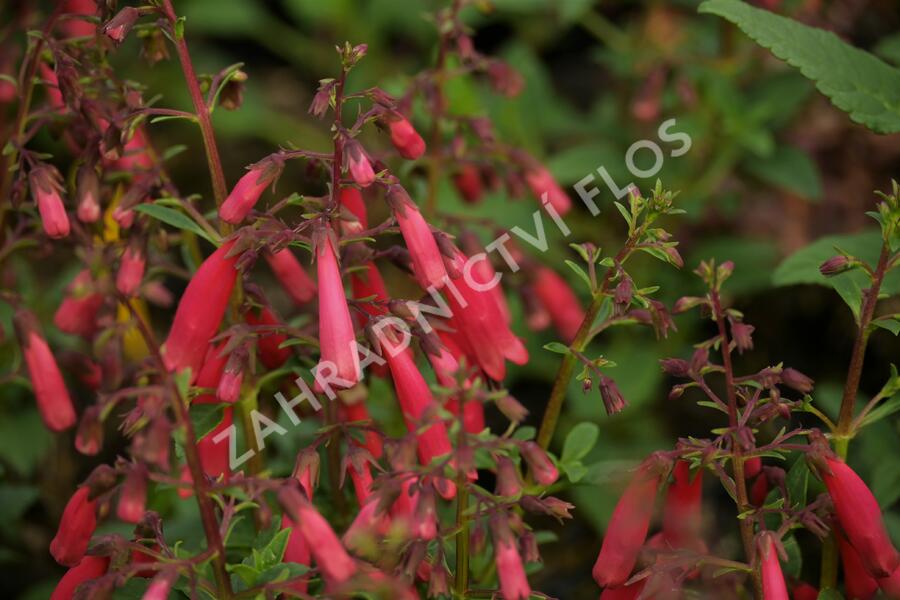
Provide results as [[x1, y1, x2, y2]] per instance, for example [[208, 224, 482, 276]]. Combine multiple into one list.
[[134, 203, 218, 244], [189, 403, 226, 439], [699, 0, 900, 133], [561, 422, 599, 464]]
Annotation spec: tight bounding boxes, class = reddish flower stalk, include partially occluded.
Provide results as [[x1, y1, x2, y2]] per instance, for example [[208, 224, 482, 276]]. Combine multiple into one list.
[[592, 456, 666, 588], [14, 309, 77, 432], [162, 239, 240, 379]]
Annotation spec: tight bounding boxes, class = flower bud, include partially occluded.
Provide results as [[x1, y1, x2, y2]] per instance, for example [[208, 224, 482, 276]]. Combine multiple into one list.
[[76, 163, 101, 223], [29, 165, 70, 239], [386, 113, 425, 160], [117, 465, 147, 524], [453, 165, 484, 204], [75, 405, 103, 456], [495, 456, 523, 498], [660, 358, 690, 377], [495, 395, 528, 424], [599, 376, 627, 416], [487, 61, 525, 97], [819, 255, 850, 276], [50, 486, 98, 566], [116, 243, 146, 297], [345, 139, 375, 187], [520, 441, 558, 486], [782, 368, 814, 394], [731, 321, 755, 354], [102, 7, 139, 44], [218, 70, 247, 111]]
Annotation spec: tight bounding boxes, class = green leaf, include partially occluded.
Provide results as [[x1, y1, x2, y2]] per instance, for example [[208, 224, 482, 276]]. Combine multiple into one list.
[[561, 422, 599, 463], [189, 403, 227, 440], [255, 527, 291, 571], [543, 342, 571, 355], [0, 484, 39, 524], [785, 455, 809, 508], [134, 203, 218, 244], [742, 145, 822, 201], [875, 32, 900, 66], [872, 314, 900, 335], [781, 534, 802, 579], [699, 0, 900, 133], [562, 461, 588, 483]]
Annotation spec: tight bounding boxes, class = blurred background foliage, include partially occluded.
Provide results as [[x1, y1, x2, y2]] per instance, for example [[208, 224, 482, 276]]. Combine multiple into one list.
[[2, 0, 900, 598]]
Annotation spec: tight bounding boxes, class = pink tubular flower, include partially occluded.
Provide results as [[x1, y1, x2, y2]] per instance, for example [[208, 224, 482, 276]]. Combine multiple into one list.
[[531, 266, 585, 343], [220, 160, 279, 224], [278, 484, 357, 585], [15, 310, 77, 432], [30, 166, 70, 239], [116, 465, 147, 524], [245, 306, 292, 370], [111, 128, 155, 172], [340, 400, 383, 459], [191, 341, 232, 481], [50, 486, 98, 566], [345, 140, 375, 187], [837, 534, 878, 600], [592, 457, 666, 588], [521, 441, 558, 486], [759, 535, 789, 600], [51, 555, 108, 600], [142, 572, 176, 600], [340, 187, 368, 234], [315, 225, 360, 385], [383, 342, 453, 468], [492, 518, 531, 600], [116, 244, 146, 297], [76, 163, 100, 223], [879, 566, 900, 598], [524, 165, 572, 215], [61, 0, 98, 38], [265, 248, 317, 306], [282, 515, 311, 594], [162, 240, 240, 380], [54, 270, 103, 338], [822, 457, 900, 577], [662, 460, 702, 548], [387, 185, 448, 290], [39, 63, 65, 110], [386, 113, 425, 160]]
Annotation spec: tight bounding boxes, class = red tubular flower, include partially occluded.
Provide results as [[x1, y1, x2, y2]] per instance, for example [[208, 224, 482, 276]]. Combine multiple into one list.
[[822, 457, 900, 577], [662, 460, 702, 548], [592, 457, 666, 588], [524, 165, 572, 215], [759, 535, 790, 600], [39, 63, 65, 110], [383, 343, 453, 468], [245, 306, 292, 369], [315, 225, 360, 385], [445, 251, 528, 381], [791, 583, 819, 600], [388, 185, 448, 290], [278, 485, 357, 585], [162, 240, 240, 380], [265, 248, 317, 306], [50, 486, 98, 566], [878, 566, 900, 598], [116, 466, 147, 524], [143, 572, 176, 600], [751, 471, 771, 506], [15, 310, 76, 432], [111, 128, 155, 172], [193, 341, 232, 480], [453, 165, 484, 204], [492, 518, 531, 600], [386, 114, 425, 160], [340, 187, 367, 232], [220, 161, 279, 224], [345, 140, 375, 187], [30, 166, 70, 239], [745, 456, 762, 479], [51, 555, 108, 600], [116, 244, 146, 297], [54, 270, 103, 338], [76, 163, 100, 223], [532, 266, 584, 342], [282, 515, 312, 594], [61, 0, 98, 38], [340, 400, 383, 459], [837, 534, 878, 600]]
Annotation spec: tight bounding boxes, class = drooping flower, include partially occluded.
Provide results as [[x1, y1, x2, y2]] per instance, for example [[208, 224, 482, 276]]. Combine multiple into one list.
[[381, 338, 453, 468], [662, 460, 702, 548], [61, 0, 98, 38], [39, 63, 65, 110], [216, 349, 244, 404], [245, 306, 292, 370], [340, 400, 383, 459], [219, 159, 281, 224], [50, 486, 98, 566], [30, 165, 70, 239], [345, 140, 375, 187], [523, 165, 572, 215], [142, 572, 176, 600], [15, 310, 77, 432], [162, 239, 240, 380], [116, 465, 147, 524], [264, 248, 317, 306], [821, 457, 900, 577], [491, 516, 531, 600], [520, 441, 558, 486], [531, 266, 584, 343], [495, 456, 523, 498], [102, 6, 139, 44], [790, 583, 819, 600], [54, 270, 103, 339], [192, 341, 232, 481], [386, 113, 425, 160], [282, 515, 312, 594], [76, 163, 101, 223], [759, 535, 790, 600], [387, 185, 448, 290], [592, 456, 667, 588], [315, 225, 360, 385], [278, 484, 357, 585], [50, 555, 109, 600], [745, 456, 762, 479], [837, 534, 878, 600], [453, 165, 484, 204], [117, 243, 146, 297], [340, 187, 368, 235]]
